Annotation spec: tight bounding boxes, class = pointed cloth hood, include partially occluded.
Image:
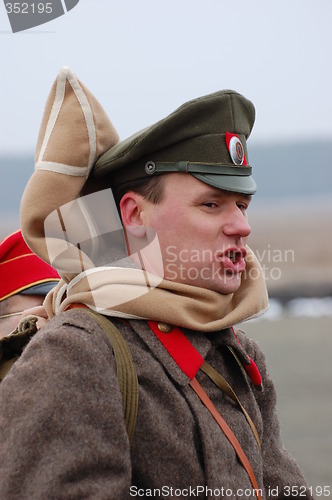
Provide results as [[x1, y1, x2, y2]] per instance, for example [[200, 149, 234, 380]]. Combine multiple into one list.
[[20, 66, 119, 279]]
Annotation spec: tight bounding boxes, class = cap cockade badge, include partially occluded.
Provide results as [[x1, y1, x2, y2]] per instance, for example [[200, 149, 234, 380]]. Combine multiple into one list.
[[226, 132, 247, 166]]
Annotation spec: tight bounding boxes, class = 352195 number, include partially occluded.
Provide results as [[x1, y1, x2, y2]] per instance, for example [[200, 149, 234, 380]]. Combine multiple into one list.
[[5, 3, 53, 14], [283, 485, 331, 497]]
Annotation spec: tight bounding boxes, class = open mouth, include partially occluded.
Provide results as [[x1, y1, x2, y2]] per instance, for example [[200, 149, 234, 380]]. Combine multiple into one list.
[[226, 250, 241, 263], [221, 247, 247, 273], [225, 247, 246, 263]]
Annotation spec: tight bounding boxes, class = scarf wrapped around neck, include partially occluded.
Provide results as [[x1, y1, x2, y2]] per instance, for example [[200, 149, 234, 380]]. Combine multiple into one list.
[[44, 247, 268, 332]]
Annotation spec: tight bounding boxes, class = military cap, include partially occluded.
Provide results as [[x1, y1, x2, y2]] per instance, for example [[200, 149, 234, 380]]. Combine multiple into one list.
[[94, 89, 257, 195], [0, 230, 60, 302]]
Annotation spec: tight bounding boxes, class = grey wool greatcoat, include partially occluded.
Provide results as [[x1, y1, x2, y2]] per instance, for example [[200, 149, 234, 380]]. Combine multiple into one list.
[[0, 309, 312, 500]]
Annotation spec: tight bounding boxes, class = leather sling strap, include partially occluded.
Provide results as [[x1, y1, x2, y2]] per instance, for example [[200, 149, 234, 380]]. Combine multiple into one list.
[[0, 317, 39, 382], [189, 376, 262, 500], [67, 306, 139, 444], [148, 321, 260, 447], [148, 321, 261, 497], [1, 306, 139, 442], [0, 357, 18, 382], [200, 361, 261, 449]]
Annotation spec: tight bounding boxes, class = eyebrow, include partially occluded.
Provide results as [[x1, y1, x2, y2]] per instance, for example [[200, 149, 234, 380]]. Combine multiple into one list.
[[197, 186, 252, 201], [239, 193, 252, 202]]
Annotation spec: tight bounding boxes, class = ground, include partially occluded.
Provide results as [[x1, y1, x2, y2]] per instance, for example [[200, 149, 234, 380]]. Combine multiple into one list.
[[241, 316, 332, 489]]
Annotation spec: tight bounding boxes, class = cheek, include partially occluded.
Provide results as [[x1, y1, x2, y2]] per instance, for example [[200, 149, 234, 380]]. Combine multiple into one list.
[[148, 207, 220, 254], [148, 206, 184, 234]]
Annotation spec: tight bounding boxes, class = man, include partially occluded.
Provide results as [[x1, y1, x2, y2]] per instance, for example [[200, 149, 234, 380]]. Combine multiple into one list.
[[0, 67, 312, 499], [0, 229, 60, 338]]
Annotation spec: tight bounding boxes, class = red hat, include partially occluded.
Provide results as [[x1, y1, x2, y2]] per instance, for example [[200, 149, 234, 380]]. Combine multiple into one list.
[[0, 230, 60, 302]]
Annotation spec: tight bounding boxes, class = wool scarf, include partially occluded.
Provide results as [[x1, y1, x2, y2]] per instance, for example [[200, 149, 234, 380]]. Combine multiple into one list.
[[44, 247, 268, 332]]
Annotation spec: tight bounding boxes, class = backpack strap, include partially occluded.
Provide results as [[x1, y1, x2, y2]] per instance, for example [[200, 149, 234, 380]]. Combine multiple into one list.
[[76, 308, 139, 444], [0, 308, 139, 444], [0, 357, 19, 382], [0, 316, 39, 382]]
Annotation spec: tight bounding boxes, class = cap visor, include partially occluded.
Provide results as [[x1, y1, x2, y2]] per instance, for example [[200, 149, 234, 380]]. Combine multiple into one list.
[[21, 282, 58, 296], [192, 173, 257, 195]]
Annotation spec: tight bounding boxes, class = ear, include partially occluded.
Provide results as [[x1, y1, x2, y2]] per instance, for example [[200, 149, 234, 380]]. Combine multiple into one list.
[[120, 192, 147, 238]]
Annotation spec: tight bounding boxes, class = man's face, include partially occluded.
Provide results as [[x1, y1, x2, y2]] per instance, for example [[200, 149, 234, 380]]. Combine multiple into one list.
[[0, 294, 44, 338], [138, 173, 252, 294]]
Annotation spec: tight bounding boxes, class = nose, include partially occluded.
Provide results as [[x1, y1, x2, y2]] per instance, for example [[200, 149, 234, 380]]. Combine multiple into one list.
[[222, 207, 251, 239]]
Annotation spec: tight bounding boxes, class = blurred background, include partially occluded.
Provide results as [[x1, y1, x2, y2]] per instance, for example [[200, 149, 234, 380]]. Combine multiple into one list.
[[1, 0, 331, 488]]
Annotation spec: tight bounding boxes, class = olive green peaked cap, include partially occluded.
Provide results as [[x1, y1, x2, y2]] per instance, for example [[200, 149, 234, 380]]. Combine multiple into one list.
[[94, 89, 257, 195]]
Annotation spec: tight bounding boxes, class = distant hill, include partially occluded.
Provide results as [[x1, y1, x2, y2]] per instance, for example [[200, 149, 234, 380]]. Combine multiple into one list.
[[0, 154, 35, 215], [249, 140, 332, 202], [1, 141, 331, 215]]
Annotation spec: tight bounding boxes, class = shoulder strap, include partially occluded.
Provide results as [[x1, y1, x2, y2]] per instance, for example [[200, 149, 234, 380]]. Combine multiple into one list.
[[190, 377, 262, 500], [148, 320, 261, 498], [0, 357, 18, 382], [200, 361, 261, 448], [0, 317, 39, 382], [1, 308, 139, 444], [79, 309, 138, 444], [148, 320, 260, 447]]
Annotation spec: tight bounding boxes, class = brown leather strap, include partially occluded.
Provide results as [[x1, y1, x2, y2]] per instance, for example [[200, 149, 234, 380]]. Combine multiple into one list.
[[65, 304, 138, 443], [200, 361, 261, 449], [0, 357, 18, 382], [189, 377, 262, 500]]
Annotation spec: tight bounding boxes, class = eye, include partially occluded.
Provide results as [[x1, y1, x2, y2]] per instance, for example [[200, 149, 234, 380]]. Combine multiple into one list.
[[203, 202, 218, 208], [237, 202, 248, 213]]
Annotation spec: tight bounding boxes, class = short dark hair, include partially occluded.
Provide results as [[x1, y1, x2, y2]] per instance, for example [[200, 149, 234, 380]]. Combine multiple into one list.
[[114, 174, 166, 211]]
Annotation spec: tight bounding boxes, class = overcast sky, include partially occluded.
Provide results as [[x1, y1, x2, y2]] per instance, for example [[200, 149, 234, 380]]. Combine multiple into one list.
[[1, 0, 332, 155]]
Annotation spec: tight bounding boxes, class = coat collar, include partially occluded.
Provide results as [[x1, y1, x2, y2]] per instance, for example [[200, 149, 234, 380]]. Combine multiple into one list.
[[126, 319, 252, 387]]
